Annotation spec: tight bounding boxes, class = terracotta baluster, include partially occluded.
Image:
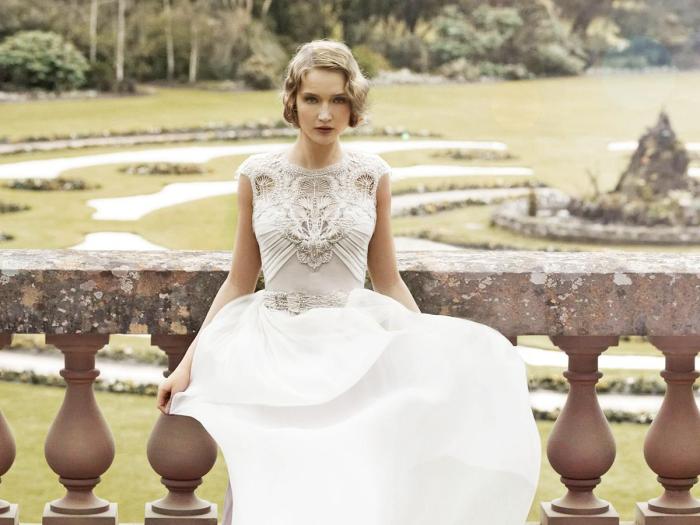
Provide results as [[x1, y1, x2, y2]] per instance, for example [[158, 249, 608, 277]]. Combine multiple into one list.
[[43, 334, 116, 524], [146, 335, 217, 525], [635, 335, 700, 524], [0, 334, 18, 525], [540, 335, 620, 525]]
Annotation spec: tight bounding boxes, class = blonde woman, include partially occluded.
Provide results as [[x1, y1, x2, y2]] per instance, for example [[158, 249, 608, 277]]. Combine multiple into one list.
[[159, 39, 540, 525]]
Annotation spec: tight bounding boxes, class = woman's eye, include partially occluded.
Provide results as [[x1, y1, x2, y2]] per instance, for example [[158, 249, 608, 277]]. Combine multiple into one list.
[[304, 97, 317, 103], [334, 98, 347, 103]]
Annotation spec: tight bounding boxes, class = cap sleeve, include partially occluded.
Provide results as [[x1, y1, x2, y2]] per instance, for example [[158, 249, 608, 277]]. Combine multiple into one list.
[[375, 154, 392, 182], [234, 154, 257, 180]]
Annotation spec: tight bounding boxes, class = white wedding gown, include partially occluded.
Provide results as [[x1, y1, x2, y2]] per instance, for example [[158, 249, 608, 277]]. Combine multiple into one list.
[[169, 148, 541, 525]]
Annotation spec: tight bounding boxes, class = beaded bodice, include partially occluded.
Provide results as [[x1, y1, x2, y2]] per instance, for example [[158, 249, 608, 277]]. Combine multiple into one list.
[[235, 149, 391, 296]]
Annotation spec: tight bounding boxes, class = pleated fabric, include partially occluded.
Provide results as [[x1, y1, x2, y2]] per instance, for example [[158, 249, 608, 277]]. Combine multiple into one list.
[[169, 287, 541, 525]]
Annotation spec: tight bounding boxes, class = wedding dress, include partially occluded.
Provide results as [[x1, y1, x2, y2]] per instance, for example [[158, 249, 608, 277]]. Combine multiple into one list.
[[168, 148, 541, 525]]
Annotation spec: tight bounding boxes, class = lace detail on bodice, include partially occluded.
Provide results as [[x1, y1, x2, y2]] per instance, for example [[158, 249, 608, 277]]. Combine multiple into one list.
[[235, 149, 391, 288]]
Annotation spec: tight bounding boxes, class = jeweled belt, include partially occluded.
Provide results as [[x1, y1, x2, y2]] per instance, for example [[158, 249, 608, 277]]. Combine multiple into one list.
[[263, 289, 349, 315]]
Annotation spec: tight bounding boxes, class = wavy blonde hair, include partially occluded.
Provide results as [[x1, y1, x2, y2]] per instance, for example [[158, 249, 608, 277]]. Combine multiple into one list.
[[281, 39, 370, 128]]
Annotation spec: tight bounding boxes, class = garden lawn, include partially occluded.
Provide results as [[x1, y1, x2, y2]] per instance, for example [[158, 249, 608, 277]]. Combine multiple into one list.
[[2, 70, 699, 197], [1, 71, 699, 251]]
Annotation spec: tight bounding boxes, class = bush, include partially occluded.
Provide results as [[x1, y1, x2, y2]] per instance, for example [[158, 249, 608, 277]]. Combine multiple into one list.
[[383, 33, 431, 73], [429, 5, 523, 68], [238, 53, 281, 89], [350, 45, 390, 78], [478, 61, 531, 80], [0, 30, 90, 91], [236, 21, 287, 89], [3, 177, 100, 191], [601, 36, 672, 69], [427, 2, 584, 78], [437, 57, 481, 81], [527, 43, 586, 76]]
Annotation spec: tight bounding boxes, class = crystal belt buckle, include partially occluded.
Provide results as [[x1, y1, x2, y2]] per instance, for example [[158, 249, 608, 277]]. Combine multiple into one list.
[[286, 292, 302, 314]]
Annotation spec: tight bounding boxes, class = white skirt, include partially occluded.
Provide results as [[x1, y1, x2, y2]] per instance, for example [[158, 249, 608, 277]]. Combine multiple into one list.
[[169, 287, 541, 525]]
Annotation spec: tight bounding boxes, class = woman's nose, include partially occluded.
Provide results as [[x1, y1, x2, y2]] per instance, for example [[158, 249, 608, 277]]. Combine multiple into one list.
[[319, 105, 331, 120]]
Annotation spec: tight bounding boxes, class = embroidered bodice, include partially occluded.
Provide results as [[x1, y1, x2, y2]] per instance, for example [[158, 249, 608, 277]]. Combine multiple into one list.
[[235, 149, 391, 295]]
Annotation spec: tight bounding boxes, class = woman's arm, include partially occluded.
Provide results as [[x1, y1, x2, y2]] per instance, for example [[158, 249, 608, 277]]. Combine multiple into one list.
[[367, 171, 421, 313], [174, 169, 262, 376]]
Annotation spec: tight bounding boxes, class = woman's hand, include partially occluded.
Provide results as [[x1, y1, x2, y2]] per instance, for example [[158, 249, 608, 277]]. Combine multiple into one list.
[[156, 366, 191, 415]]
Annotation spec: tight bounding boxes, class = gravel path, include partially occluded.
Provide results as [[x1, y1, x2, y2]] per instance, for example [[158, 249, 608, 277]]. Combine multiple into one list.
[[0, 140, 507, 180]]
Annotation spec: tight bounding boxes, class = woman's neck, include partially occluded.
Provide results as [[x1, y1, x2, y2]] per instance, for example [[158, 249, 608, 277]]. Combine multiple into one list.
[[288, 137, 344, 169]]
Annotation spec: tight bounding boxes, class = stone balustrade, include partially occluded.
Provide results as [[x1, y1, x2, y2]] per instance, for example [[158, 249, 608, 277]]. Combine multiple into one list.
[[2, 248, 700, 525]]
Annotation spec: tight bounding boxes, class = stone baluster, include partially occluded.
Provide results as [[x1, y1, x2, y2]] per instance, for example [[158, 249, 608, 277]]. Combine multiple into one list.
[[43, 334, 117, 525], [0, 334, 18, 525], [635, 335, 700, 524], [146, 334, 217, 525], [540, 335, 620, 525]]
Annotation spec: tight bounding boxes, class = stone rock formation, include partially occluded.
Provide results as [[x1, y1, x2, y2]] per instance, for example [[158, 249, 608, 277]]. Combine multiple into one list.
[[567, 111, 700, 226]]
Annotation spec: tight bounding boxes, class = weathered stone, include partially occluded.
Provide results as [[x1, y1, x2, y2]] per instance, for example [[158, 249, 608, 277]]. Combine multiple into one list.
[[2, 249, 700, 337]]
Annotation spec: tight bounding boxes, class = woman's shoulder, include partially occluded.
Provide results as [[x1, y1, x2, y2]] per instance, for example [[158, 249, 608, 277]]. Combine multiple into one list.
[[234, 150, 280, 179], [347, 149, 392, 178]]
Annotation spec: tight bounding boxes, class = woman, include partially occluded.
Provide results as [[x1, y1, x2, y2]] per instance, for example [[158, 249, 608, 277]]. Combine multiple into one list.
[[159, 39, 541, 525]]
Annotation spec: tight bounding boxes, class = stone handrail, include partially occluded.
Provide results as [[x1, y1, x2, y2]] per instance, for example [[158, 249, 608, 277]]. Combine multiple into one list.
[[2, 248, 700, 525]]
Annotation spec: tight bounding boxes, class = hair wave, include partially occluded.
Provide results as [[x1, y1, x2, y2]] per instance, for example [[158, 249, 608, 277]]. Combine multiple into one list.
[[280, 39, 370, 128]]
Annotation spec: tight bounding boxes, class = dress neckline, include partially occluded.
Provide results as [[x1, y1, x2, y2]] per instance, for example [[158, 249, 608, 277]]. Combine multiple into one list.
[[279, 149, 350, 175]]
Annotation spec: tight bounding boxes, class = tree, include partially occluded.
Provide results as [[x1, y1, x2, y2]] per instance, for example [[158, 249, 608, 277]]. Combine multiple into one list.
[[188, 0, 201, 83], [115, 0, 126, 86], [163, 0, 175, 81], [89, 0, 98, 63]]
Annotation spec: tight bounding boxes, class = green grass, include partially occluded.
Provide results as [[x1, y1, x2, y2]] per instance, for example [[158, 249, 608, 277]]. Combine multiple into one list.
[[1, 71, 699, 250], [0, 87, 279, 141], [2, 380, 699, 523], [0, 381, 229, 525]]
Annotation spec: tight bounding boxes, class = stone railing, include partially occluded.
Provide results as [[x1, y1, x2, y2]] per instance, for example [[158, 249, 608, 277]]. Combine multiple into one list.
[[2, 249, 700, 525]]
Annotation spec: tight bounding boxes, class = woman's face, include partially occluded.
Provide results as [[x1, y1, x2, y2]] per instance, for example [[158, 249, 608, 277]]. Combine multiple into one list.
[[294, 67, 351, 147]]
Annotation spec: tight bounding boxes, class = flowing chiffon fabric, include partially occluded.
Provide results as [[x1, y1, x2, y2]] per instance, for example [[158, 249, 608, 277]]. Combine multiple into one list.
[[169, 287, 541, 525]]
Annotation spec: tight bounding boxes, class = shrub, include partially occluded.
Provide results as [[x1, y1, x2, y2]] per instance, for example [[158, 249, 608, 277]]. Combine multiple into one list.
[[601, 36, 672, 69], [3, 177, 100, 191], [118, 163, 208, 176], [478, 61, 531, 80], [238, 53, 281, 89], [437, 57, 481, 81], [429, 5, 523, 68], [383, 33, 431, 73], [236, 20, 287, 90], [350, 45, 390, 78], [0, 30, 90, 92], [527, 43, 586, 76]]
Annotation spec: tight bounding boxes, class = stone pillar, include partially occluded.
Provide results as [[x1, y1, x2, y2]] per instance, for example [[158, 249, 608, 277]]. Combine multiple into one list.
[[145, 335, 217, 525], [0, 333, 18, 525], [540, 335, 620, 525], [43, 334, 116, 525], [635, 335, 700, 524]]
